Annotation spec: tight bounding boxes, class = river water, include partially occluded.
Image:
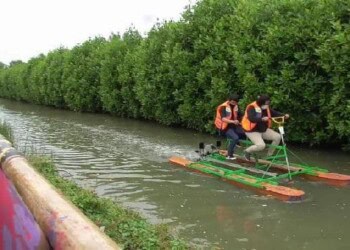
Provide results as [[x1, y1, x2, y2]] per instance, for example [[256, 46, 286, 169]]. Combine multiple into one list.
[[0, 99, 349, 250]]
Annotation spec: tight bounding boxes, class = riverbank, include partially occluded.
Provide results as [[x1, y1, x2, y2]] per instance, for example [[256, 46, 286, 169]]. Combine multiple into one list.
[[0, 122, 189, 249], [28, 156, 188, 249]]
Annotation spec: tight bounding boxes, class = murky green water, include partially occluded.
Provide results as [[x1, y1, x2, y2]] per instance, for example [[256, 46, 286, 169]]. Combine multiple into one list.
[[0, 99, 349, 250]]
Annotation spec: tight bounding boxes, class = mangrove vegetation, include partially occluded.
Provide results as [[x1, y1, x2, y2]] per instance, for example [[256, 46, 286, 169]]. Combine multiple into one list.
[[0, 0, 349, 149]]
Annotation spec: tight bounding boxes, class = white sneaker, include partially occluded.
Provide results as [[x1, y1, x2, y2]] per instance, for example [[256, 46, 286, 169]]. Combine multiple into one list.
[[226, 156, 237, 160]]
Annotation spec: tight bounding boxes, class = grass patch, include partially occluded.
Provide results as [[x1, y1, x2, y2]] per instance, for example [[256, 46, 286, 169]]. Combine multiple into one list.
[[28, 156, 189, 250]]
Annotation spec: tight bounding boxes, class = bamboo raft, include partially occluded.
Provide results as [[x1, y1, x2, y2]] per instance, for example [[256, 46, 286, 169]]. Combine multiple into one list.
[[169, 140, 350, 202]]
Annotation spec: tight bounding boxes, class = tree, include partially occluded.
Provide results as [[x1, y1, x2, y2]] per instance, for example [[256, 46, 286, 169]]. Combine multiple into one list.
[[0, 62, 7, 69], [9, 60, 23, 67]]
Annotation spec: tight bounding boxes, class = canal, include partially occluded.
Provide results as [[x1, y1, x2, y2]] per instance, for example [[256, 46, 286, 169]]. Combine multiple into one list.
[[0, 98, 349, 250]]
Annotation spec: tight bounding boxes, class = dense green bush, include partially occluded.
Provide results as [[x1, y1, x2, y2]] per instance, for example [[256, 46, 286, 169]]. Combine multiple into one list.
[[134, 21, 189, 125], [99, 29, 142, 117], [44, 48, 68, 108], [0, 0, 349, 148], [317, 20, 350, 148], [62, 37, 107, 112]]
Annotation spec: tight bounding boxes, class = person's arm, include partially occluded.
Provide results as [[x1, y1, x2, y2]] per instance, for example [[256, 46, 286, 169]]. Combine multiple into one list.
[[247, 106, 263, 123], [270, 108, 283, 117], [270, 108, 290, 119], [221, 107, 239, 124]]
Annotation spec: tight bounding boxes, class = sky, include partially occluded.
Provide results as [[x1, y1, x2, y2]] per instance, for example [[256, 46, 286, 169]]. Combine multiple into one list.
[[0, 0, 197, 65]]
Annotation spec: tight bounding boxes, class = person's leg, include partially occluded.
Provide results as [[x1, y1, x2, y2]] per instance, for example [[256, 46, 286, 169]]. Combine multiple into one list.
[[262, 128, 281, 156], [245, 132, 265, 153], [234, 126, 246, 140], [225, 128, 239, 157]]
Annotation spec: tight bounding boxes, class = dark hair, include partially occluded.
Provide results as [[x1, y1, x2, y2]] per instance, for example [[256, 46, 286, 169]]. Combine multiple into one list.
[[257, 94, 270, 106], [228, 93, 240, 102]]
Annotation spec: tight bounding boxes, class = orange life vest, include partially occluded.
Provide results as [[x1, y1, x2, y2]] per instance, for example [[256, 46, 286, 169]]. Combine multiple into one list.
[[214, 101, 238, 130], [241, 101, 271, 132]]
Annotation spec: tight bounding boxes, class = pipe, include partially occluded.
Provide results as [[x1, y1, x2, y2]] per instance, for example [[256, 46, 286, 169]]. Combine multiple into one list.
[[0, 168, 49, 249], [0, 137, 121, 250]]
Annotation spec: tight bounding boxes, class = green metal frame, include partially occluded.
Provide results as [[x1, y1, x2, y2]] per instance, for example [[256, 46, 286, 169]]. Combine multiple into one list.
[[238, 139, 328, 174], [207, 152, 292, 183], [198, 138, 330, 187], [187, 158, 278, 190]]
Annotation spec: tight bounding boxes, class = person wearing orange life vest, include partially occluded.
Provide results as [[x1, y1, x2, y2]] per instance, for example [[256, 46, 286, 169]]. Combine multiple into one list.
[[215, 93, 246, 160], [241, 94, 289, 161]]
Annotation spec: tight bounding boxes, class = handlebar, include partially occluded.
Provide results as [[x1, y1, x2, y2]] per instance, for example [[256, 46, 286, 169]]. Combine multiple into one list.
[[270, 116, 286, 125]]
